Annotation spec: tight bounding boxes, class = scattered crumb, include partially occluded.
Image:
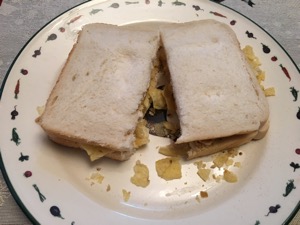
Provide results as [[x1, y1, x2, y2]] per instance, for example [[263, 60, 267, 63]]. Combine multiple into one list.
[[106, 184, 111, 192], [256, 71, 265, 83], [225, 158, 234, 166], [89, 172, 104, 184], [122, 189, 131, 202], [155, 157, 182, 181], [195, 195, 201, 203], [130, 160, 150, 188], [234, 162, 242, 168], [243, 45, 275, 97], [223, 169, 238, 183], [213, 174, 223, 183], [200, 191, 208, 198], [197, 168, 211, 182], [213, 154, 229, 168], [194, 160, 206, 169], [36, 105, 45, 115], [210, 164, 216, 169], [227, 148, 239, 157], [264, 87, 276, 96]]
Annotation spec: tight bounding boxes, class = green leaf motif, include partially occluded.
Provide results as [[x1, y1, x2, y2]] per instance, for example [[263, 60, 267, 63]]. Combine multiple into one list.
[[11, 128, 21, 145], [172, 0, 186, 6], [283, 179, 296, 197], [89, 9, 103, 15], [158, 0, 165, 6], [109, 3, 120, 8], [125, 1, 139, 4], [33, 184, 46, 202]]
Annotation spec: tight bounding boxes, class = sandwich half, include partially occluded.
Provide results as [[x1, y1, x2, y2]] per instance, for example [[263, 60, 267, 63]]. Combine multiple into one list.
[[159, 20, 269, 159], [36, 23, 160, 161]]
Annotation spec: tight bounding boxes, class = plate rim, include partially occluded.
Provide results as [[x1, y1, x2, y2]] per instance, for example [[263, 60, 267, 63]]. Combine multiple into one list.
[[0, 1, 92, 224], [0, 0, 299, 224]]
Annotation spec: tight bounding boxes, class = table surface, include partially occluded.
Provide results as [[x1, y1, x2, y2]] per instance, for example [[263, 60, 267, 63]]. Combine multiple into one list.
[[0, 0, 299, 224]]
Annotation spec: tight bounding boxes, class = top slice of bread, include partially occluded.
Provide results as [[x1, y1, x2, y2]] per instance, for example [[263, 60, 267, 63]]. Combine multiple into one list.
[[37, 23, 160, 152], [160, 20, 269, 143]]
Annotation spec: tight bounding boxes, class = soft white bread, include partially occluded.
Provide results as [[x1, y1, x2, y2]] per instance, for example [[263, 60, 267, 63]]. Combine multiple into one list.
[[160, 20, 269, 144], [37, 23, 160, 159]]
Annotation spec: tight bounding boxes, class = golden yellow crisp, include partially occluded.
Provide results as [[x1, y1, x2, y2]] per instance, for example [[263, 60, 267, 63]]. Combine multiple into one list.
[[150, 88, 167, 110], [225, 158, 234, 167], [256, 71, 266, 84], [213, 154, 229, 168], [223, 169, 238, 183], [234, 162, 242, 168], [158, 143, 189, 157], [194, 160, 206, 169], [264, 87, 276, 96], [122, 189, 131, 202], [197, 168, 211, 182], [243, 45, 275, 97], [81, 144, 111, 161], [130, 160, 150, 188], [89, 172, 104, 184], [155, 157, 182, 181], [134, 119, 149, 148], [36, 105, 45, 116]]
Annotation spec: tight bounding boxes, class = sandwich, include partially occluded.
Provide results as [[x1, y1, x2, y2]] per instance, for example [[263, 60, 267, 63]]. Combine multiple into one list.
[[36, 23, 160, 161], [37, 20, 270, 162], [159, 20, 269, 159]]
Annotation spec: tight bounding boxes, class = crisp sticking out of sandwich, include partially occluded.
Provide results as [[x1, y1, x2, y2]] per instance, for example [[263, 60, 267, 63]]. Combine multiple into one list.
[[36, 23, 160, 161], [159, 20, 269, 159]]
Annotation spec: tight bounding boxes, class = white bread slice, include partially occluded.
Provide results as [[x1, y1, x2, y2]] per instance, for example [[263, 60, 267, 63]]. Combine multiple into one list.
[[37, 23, 160, 159], [160, 20, 269, 144]]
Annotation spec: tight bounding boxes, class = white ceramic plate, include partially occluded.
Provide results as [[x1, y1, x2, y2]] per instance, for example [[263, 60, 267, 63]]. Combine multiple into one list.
[[0, 0, 299, 224]]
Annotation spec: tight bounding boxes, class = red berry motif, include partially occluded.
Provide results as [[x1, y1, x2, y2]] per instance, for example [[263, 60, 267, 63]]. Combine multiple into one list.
[[14, 79, 20, 99], [296, 148, 300, 155], [20, 69, 28, 75], [59, 27, 65, 33], [271, 56, 278, 61], [24, 171, 32, 177]]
